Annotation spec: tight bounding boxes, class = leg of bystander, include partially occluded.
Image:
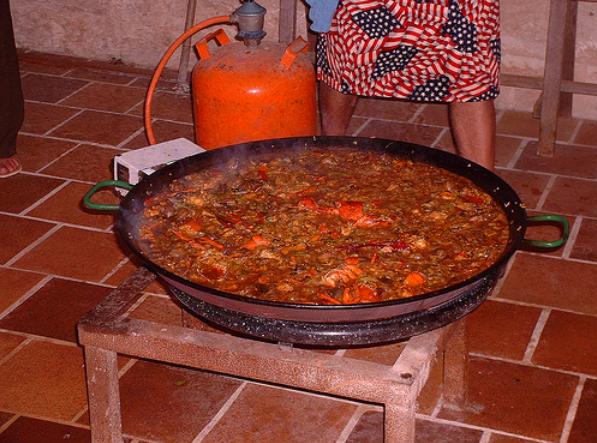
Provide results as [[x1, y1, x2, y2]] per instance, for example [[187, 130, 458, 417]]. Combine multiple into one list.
[[449, 100, 496, 171], [319, 83, 358, 136], [0, 0, 24, 178]]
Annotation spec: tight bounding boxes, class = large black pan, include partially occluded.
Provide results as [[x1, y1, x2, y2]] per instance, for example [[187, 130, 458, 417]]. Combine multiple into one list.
[[85, 136, 568, 328]]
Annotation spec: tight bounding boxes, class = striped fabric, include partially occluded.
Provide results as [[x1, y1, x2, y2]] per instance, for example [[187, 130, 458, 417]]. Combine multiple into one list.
[[317, 0, 501, 102]]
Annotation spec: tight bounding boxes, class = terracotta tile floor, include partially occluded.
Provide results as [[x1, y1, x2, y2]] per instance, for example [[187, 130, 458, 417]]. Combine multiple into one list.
[[0, 51, 596, 443]]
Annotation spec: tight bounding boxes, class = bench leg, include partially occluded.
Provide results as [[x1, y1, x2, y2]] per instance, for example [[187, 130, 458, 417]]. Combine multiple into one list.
[[537, 0, 569, 157], [385, 402, 415, 443], [84, 346, 124, 443], [442, 319, 468, 409]]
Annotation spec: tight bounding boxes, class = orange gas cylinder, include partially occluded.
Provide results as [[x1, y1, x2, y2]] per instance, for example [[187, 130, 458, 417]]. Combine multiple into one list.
[[191, 32, 317, 149]]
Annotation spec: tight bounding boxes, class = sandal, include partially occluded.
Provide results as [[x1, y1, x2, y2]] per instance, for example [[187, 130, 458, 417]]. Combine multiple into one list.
[[0, 156, 22, 178]]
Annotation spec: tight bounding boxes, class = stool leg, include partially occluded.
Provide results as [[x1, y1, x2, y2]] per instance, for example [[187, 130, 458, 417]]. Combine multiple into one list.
[[84, 346, 124, 443], [385, 402, 415, 443], [442, 319, 468, 409], [537, 0, 569, 157], [559, 0, 579, 117]]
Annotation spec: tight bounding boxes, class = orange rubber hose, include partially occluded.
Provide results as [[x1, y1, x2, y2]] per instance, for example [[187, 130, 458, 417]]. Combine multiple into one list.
[[144, 15, 231, 145]]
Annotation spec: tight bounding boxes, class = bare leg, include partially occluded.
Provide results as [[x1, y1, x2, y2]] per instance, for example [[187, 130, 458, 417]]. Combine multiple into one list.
[[319, 83, 358, 136], [448, 100, 496, 170]]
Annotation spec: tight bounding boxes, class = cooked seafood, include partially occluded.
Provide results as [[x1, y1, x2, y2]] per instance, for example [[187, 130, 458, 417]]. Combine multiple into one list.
[[139, 148, 509, 304]]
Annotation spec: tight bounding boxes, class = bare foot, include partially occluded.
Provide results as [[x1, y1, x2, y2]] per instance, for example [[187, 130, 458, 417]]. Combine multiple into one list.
[[0, 156, 22, 178]]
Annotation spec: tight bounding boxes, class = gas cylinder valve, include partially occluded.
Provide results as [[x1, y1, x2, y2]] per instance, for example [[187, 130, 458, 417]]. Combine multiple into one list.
[[231, 0, 267, 47]]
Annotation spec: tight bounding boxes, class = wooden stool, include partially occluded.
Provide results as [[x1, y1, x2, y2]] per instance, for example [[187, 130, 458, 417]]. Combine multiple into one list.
[[78, 267, 469, 443], [502, 0, 597, 157]]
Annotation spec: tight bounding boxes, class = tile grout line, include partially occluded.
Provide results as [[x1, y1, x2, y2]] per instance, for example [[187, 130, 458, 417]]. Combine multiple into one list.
[[0, 265, 47, 278], [34, 143, 82, 174], [0, 275, 53, 320], [42, 108, 86, 136], [0, 328, 81, 348], [495, 165, 597, 183], [4, 224, 62, 267], [335, 404, 368, 443], [120, 293, 152, 319], [469, 352, 597, 380], [430, 395, 444, 418], [123, 98, 145, 115], [415, 413, 551, 443], [0, 211, 115, 235], [19, 130, 121, 150], [351, 117, 373, 137], [478, 430, 492, 443], [408, 103, 428, 124], [559, 376, 586, 443], [191, 382, 247, 442], [69, 406, 89, 425], [0, 414, 20, 435], [0, 338, 32, 367], [60, 68, 145, 87], [118, 358, 139, 378], [124, 436, 161, 443], [535, 174, 557, 211], [0, 411, 93, 432], [489, 295, 597, 320], [491, 250, 519, 295], [0, 266, 120, 291], [8, 169, 95, 184], [556, 139, 597, 150], [148, 291, 169, 298], [124, 115, 194, 128], [117, 125, 147, 149], [489, 431, 550, 443], [126, 76, 141, 86], [99, 257, 132, 284], [430, 126, 449, 148], [561, 216, 583, 259], [54, 82, 93, 105], [566, 118, 584, 145], [102, 223, 116, 234], [522, 308, 551, 363], [519, 249, 597, 266], [505, 138, 528, 170], [25, 98, 80, 110], [27, 96, 190, 121], [59, 67, 76, 78], [18, 180, 71, 216], [351, 116, 443, 129]]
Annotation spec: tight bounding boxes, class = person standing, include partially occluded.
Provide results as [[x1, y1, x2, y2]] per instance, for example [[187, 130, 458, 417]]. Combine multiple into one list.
[[0, 0, 24, 178], [309, 0, 500, 170]]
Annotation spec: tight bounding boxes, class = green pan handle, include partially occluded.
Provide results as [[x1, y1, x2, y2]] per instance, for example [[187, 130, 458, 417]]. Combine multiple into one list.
[[522, 214, 569, 250], [83, 180, 134, 212]]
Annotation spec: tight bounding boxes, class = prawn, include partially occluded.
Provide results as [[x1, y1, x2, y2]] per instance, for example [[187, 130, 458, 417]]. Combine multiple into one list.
[[322, 264, 363, 288]]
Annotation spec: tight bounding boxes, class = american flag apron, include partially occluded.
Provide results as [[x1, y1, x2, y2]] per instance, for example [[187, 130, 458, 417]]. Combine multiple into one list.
[[316, 0, 501, 102]]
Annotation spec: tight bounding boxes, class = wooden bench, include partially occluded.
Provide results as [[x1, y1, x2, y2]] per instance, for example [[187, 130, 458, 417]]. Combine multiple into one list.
[[501, 0, 597, 157], [78, 267, 468, 442]]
